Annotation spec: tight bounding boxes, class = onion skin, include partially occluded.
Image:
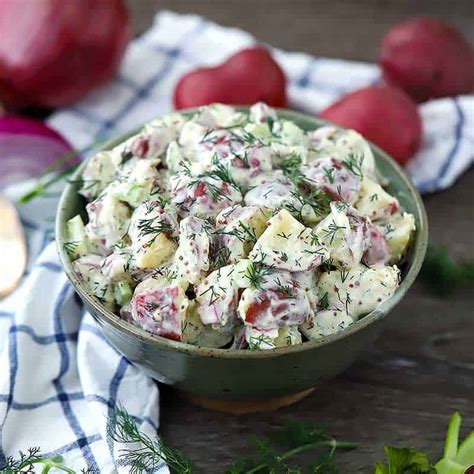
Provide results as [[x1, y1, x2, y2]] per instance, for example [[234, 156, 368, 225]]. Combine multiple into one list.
[[0, 0, 130, 109], [380, 18, 474, 102], [319, 85, 422, 166], [0, 116, 76, 187]]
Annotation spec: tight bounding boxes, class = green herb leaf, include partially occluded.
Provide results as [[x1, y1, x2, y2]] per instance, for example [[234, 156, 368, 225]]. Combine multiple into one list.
[[374, 446, 436, 474], [421, 244, 474, 295], [110, 404, 192, 474], [225, 419, 357, 473]]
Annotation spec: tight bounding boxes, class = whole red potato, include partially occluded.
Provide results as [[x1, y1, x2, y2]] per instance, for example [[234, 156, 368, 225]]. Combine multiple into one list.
[[380, 18, 474, 102], [174, 47, 287, 109], [0, 0, 130, 109], [319, 85, 422, 166]]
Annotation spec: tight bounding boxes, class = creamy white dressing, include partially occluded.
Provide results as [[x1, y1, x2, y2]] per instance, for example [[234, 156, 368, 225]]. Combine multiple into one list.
[[69, 102, 415, 349]]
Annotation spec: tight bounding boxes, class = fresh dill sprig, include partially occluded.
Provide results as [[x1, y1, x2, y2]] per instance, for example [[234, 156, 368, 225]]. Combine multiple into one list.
[[63, 241, 79, 257], [110, 405, 192, 474], [244, 262, 271, 289], [217, 222, 259, 247], [280, 154, 303, 183], [209, 244, 232, 270], [225, 419, 357, 474], [247, 333, 274, 350], [323, 220, 346, 245], [342, 153, 364, 179], [206, 154, 240, 189], [319, 292, 330, 310], [280, 154, 332, 220], [137, 217, 174, 244], [421, 243, 474, 295], [0, 447, 76, 474]]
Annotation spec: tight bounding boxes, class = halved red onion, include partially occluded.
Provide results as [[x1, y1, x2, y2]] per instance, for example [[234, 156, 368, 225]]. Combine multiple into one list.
[[0, 116, 77, 188]]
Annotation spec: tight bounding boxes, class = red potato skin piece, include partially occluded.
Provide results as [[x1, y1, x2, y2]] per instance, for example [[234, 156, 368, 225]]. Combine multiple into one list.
[[380, 18, 474, 102], [319, 85, 422, 166], [0, 0, 130, 109], [173, 47, 287, 109]]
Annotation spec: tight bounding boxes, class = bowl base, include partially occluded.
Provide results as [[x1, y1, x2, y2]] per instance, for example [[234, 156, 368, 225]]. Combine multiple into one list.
[[179, 388, 315, 414]]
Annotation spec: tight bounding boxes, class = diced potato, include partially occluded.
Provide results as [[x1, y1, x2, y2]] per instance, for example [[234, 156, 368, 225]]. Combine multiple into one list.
[[245, 327, 279, 350], [196, 263, 250, 326], [193, 103, 246, 128], [131, 275, 189, 341], [134, 235, 176, 269], [182, 302, 233, 348], [249, 209, 328, 271], [314, 203, 362, 268], [307, 128, 375, 178], [128, 202, 178, 269], [74, 255, 114, 310], [300, 309, 354, 340], [280, 120, 308, 147], [318, 265, 400, 319], [85, 194, 131, 253], [238, 286, 312, 330], [273, 326, 303, 347], [66, 215, 89, 259], [165, 140, 184, 173], [216, 205, 270, 262], [245, 325, 302, 350], [110, 158, 161, 208], [378, 212, 416, 264], [333, 130, 376, 178], [174, 216, 211, 285], [355, 177, 399, 220], [249, 102, 277, 125], [101, 251, 135, 283], [79, 148, 123, 200]]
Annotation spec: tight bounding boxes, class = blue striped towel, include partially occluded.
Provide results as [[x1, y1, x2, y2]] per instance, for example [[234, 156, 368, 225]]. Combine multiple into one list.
[[0, 10, 472, 472]]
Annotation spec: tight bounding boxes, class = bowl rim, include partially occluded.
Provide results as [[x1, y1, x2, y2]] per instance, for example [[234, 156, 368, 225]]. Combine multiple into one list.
[[56, 106, 429, 359]]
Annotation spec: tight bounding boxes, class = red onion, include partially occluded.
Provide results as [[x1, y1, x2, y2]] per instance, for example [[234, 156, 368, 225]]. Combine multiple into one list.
[[0, 116, 76, 188], [0, 0, 130, 109]]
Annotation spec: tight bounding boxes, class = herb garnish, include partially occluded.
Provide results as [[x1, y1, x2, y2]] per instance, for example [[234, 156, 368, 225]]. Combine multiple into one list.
[[137, 217, 174, 244], [244, 262, 270, 289], [421, 244, 474, 295], [342, 152, 364, 179], [110, 405, 192, 474], [226, 419, 357, 473]]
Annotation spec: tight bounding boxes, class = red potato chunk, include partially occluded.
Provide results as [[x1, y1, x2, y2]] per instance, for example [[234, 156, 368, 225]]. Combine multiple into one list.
[[362, 223, 391, 267], [347, 208, 391, 267], [169, 171, 243, 218], [301, 156, 360, 204], [239, 287, 313, 331], [131, 283, 187, 341]]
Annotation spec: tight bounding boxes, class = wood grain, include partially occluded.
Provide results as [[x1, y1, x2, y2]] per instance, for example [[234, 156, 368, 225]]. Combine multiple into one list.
[[125, 1, 474, 472]]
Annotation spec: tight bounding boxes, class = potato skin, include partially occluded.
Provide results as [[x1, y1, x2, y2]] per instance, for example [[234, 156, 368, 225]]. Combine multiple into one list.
[[173, 47, 287, 109], [380, 18, 474, 102], [319, 85, 422, 166]]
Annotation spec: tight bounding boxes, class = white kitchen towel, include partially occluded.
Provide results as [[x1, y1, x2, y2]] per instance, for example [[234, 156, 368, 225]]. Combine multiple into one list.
[[1, 9, 473, 473], [0, 194, 164, 473]]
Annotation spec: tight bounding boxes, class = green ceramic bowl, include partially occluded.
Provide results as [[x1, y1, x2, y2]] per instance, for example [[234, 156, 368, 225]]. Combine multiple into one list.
[[56, 108, 428, 401]]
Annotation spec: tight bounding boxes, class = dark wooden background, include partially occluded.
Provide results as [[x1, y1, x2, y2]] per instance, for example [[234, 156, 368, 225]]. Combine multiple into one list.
[[125, 1, 474, 472]]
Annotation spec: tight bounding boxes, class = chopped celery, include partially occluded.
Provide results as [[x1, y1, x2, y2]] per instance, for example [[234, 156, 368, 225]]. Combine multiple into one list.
[[114, 281, 133, 306], [435, 412, 474, 474], [65, 214, 88, 259]]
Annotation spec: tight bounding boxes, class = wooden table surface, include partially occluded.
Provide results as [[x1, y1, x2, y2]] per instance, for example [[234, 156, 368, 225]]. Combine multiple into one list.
[[126, 1, 474, 472]]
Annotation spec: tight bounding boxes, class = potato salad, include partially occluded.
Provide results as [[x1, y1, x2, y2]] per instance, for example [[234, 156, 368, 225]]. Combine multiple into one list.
[[66, 103, 415, 350]]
